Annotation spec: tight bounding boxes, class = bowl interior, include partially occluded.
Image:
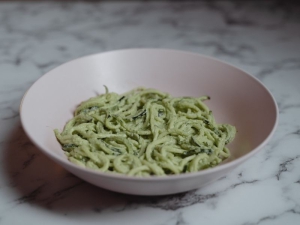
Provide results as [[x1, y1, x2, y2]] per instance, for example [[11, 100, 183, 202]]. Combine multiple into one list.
[[21, 49, 277, 170]]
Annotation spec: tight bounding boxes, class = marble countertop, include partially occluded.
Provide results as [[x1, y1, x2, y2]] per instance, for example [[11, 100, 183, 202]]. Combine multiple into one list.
[[1, 1, 300, 225]]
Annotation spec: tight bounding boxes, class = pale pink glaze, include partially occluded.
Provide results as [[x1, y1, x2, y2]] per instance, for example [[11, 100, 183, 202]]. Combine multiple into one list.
[[20, 49, 278, 195]]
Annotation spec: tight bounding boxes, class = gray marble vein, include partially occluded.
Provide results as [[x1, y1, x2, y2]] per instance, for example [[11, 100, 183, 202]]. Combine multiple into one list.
[[0, 1, 300, 225]]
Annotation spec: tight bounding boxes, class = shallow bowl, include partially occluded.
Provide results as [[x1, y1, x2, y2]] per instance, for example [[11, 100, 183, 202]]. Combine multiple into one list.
[[20, 49, 278, 195]]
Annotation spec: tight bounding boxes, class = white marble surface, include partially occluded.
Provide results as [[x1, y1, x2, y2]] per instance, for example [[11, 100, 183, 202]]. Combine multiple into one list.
[[0, 1, 300, 225]]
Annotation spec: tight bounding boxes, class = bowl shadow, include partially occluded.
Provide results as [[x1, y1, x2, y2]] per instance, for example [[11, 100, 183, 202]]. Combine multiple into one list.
[[2, 120, 199, 215]]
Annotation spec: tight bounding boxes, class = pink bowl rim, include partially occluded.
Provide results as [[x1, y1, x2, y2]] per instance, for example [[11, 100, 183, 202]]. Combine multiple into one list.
[[20, 48, 279, 182]]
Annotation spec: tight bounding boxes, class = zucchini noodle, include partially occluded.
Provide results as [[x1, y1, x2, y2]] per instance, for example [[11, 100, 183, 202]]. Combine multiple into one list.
[[54, 87, 236, 176]]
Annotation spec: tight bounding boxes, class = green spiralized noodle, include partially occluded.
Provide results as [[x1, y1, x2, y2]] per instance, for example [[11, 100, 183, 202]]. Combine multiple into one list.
[[54, 87, 236, 177]]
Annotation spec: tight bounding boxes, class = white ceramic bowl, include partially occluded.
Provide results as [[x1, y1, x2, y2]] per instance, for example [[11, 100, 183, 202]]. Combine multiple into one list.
[[20, 49, 278, 195]]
